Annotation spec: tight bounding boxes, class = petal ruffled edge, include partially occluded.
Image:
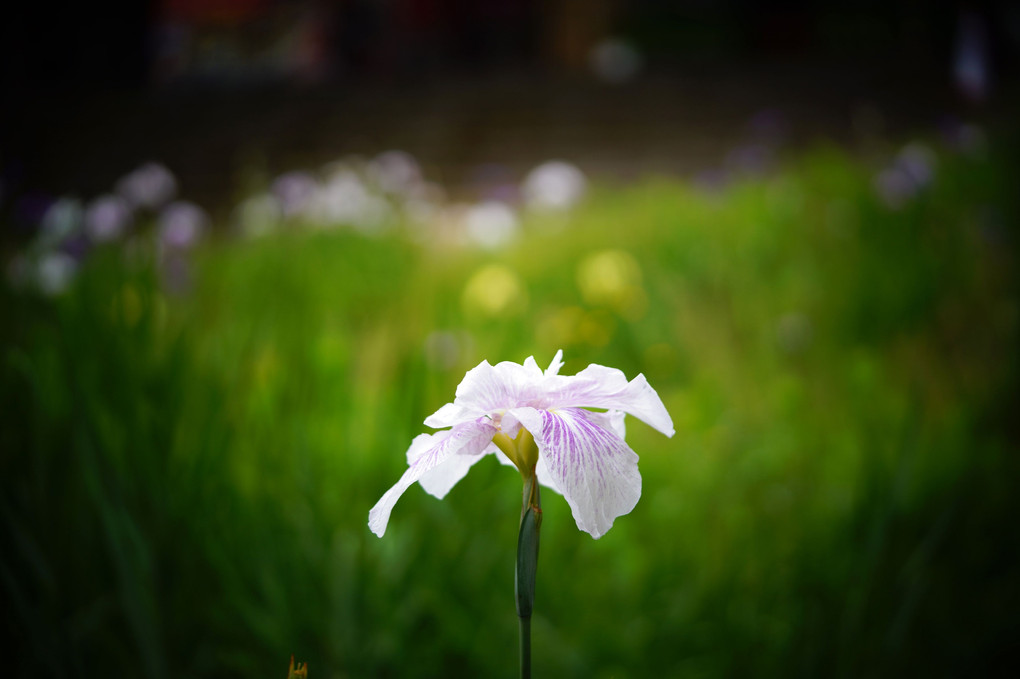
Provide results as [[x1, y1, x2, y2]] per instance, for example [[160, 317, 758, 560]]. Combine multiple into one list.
[[548, 364, 675, 437], [510, 406, 642, 539], [368, 420, 496, 537]]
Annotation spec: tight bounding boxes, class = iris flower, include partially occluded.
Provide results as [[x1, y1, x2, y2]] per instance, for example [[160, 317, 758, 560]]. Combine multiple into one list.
[[369, 350, 674, 539]]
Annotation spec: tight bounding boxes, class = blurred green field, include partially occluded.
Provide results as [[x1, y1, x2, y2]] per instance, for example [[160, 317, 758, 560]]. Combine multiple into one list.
[[2, 139, 1018, 678]]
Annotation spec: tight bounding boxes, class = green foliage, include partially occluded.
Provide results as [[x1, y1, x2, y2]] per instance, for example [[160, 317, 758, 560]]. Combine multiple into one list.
[[2, 139, 1018, 677]]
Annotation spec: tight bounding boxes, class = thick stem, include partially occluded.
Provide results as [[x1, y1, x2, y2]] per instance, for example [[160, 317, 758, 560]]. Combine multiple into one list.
[[516, 470, 541, 679], [519, 616, 531, 679]]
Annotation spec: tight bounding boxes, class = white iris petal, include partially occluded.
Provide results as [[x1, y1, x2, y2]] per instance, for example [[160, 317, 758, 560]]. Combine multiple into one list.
[[369, 349, 673, 538], [368, 420, 496, 537], [511, 406, 641, 538]]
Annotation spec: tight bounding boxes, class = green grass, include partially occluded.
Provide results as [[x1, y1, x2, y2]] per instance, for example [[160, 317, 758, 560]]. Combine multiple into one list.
[[2, 138, 1018, 677]]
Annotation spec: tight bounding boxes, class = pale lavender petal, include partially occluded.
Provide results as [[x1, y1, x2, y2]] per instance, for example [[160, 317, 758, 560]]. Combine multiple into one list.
[[368, 420, 496, 537], [605, 409, 627, 439], [448, 357, 544, 413], [545, 365, 674, 437], [419, 440, 497, 499], [544, 349, 564, 377], [423, 402, 477, 428], [511, 406, 641, 539], [535, 453, 564, 495]]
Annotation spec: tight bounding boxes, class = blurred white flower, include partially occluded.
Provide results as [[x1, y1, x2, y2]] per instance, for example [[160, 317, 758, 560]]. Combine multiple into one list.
[[116, 162, 177, 210], [158, 201, 208, 250], [368, 150, 422, 195], [522, 161, 587, 212], [464, 201, 519, 250], [84, 194, 132, 242], [234, 192, 282, 238], [310, 171, 390, 231], [36, 252, 78, 296], [38, 197, 83, 249], [589, 39, 643, 84]]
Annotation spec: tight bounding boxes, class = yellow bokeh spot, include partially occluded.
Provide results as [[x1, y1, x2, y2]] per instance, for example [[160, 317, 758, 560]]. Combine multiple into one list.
[[111, 285, 143, 327], [253, 344, 279, 387], [461, 264, 527, 317], [536, 305, 616, 348], [576, 249, 647, 319]]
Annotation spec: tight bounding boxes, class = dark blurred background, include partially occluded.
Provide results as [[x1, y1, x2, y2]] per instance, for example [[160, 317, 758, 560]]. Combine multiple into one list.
[[3, 1, 1018, 211], [2, 2, 1019, 678]]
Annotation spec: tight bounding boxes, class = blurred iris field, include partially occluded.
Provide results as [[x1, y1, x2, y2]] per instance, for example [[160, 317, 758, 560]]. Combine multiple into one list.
[[2, 132, 1019, 678]]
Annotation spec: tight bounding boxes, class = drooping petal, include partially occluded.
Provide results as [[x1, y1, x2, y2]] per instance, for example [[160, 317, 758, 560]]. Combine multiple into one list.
[[510, 406, 642, 539], [368, 420, 497, 537], [535, 452, 564, 495], [604, 409, 627, 439], [418, 440, 498, 498], [544, 365, 674, 437]]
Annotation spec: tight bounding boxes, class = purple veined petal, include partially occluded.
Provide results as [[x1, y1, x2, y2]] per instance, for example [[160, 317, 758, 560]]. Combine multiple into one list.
[[368, 419, 497, 537], [510, 406, 642, 539], [542, 364, 674, 437], [419, 440, 499, 499]]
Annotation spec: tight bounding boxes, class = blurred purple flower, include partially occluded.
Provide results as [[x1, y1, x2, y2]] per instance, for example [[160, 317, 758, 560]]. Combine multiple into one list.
[[874, 143, 937, 209], [897, 144, 936, 188], [272, 171, 319, 218], [158, 201, 208, 250], [368, 150, 423, 196], [874, 167, 916, 210], [116, 162, 177, 210], [953, 10, 991, 103], [85, 194, 133, 242]]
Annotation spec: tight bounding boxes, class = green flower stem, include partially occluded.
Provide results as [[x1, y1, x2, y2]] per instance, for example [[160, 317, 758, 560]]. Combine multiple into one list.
[[516, 470, 541, 679]]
